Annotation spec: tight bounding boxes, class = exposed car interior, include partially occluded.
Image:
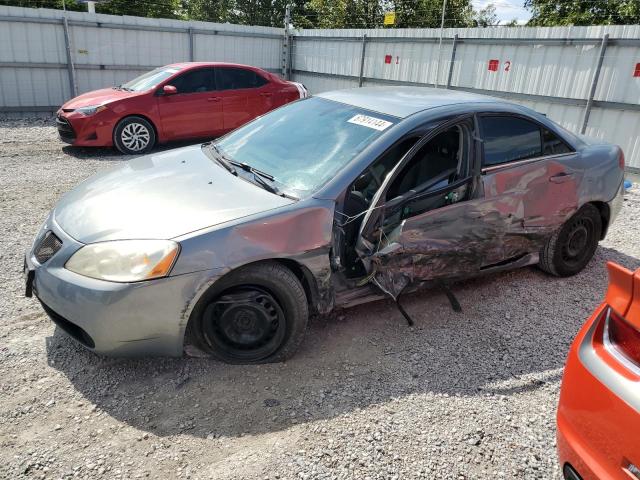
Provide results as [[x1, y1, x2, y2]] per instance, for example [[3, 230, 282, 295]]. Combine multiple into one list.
[[386, 126, 465, 200], [340, 123, 472, 277]]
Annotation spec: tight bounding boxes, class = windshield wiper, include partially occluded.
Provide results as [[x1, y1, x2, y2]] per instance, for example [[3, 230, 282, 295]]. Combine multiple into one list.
[[227, 161, 284, 195], [246, 169, 280, 195], [232, 162, 274, 181], [202, 142, 237, 176], [203, 143, 289, 197]]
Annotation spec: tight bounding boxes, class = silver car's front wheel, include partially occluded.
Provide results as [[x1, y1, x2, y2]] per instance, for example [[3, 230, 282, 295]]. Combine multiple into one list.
[[186, 262, 309, 364], [113, 116, 156, 155]]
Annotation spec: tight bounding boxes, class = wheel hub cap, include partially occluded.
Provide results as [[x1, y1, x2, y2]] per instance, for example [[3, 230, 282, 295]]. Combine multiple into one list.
[[202, 287, 286, 361], [219, 302, 276, 347], [121, 122, 150, 151], [566, 225, 588, 257], [561, 217, 594, 265]]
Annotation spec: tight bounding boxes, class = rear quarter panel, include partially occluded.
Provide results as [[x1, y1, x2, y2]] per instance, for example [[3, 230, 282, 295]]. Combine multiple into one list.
[[275, 84, 302, 107], [575, 142, 624, 206]]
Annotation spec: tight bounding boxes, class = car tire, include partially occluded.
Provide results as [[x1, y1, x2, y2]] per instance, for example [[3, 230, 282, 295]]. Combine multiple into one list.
[[188, 262, 309, 364], [113, 116, 156, 155], [538, 204, 602, 277]]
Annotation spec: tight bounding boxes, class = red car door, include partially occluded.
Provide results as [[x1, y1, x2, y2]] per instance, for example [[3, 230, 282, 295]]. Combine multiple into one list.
[[214, 67, 274, 132], [156, 67, 224, 140]]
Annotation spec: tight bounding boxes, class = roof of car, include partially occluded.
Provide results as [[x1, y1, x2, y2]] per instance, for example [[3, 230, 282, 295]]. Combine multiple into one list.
[[167, 62, 266, 70], [316, 86, 509, 118]]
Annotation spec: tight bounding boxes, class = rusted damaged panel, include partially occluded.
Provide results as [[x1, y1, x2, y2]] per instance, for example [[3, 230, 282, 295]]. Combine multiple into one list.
[[174, 202, 337, 314], [484, 158, 581, 228], [360, 158, 580, 298], [232, 207, 332, 255], [292, 247, 335, 314]]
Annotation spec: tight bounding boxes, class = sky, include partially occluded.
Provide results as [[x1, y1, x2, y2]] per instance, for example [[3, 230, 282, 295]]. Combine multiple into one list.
[[472, 0, 533, 24]]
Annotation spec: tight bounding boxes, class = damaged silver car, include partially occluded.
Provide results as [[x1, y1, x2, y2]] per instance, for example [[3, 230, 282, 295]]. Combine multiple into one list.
[[25, 87, 625, 363]]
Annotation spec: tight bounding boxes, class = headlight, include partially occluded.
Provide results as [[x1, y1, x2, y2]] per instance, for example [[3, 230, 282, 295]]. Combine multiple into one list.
[[65, 240, 179, 282], [76, 105, 107, 116]]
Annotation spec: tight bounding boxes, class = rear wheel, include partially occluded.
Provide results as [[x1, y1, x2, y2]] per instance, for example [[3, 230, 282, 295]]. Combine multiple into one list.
[[538, 204, 602, 277], [188, 262, 308, 364], [113, 116, 156, 155]]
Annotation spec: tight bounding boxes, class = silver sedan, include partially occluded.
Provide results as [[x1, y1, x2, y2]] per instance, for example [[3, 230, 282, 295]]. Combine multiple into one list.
[[25, 87, 625, 363]]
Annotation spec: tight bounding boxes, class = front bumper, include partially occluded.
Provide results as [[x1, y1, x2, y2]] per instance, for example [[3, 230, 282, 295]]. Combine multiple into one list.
[[56, 109, 116, 147], [557, 304, 640, 480], [26, 217, 223, 357]]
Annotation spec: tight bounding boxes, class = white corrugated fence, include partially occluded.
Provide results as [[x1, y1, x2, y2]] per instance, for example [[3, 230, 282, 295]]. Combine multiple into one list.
[[0, 5, 639, 169], [0, 5, 283, 111], [291, 25, 640, 170]]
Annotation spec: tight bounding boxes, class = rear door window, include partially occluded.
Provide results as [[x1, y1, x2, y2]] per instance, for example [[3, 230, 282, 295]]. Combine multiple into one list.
[[215, 67, 269, 90], [543, 128, 572, 155], [480, 116, 542, 167]]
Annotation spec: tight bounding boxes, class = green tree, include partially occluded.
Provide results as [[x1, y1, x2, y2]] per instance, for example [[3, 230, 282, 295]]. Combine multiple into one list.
[[305, 0, 381, 28], [393, 0, 475, 28], [472, 2, 497, 26], [524, 0, 640, 26], [98, 0, 182, 19], [0, 0, 183, 18], [0, 0, 83, 11], [300, 0, 476, 29], [182, 0, 235, 22]]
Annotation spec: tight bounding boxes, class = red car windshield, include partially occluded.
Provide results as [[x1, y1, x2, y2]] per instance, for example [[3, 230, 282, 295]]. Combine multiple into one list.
[[120, 66, 182, 92]]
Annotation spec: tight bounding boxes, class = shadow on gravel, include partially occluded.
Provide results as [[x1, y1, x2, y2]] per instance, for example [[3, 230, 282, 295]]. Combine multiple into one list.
[[61, 140, 208, 160], [45, 245, 640, 440]]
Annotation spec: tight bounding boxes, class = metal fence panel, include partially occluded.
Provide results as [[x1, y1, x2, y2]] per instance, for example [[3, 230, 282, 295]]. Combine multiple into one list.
[[2, 5, 639, 169], [0, 5, 283, 111], [291, 25, 640, 169], [69, 25, 190, 67], [294, 70, 359, 92]]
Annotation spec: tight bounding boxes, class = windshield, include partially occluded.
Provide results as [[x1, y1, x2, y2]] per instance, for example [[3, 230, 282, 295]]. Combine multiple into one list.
[[215, 97, 397, 196], [120, 66, 182, 92]]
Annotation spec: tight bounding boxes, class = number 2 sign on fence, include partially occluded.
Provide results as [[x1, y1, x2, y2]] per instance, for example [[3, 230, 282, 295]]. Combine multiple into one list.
[[488, 59, 511, 72]]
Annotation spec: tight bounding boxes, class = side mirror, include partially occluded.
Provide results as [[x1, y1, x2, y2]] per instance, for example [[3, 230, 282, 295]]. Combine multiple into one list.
[[162, 85, 177, 95]]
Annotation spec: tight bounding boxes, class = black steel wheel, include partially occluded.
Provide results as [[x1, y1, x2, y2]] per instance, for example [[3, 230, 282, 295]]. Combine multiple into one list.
[[187, 262, 309, 364], [202, 286, 287, 362], [539, 204, 602, 277]]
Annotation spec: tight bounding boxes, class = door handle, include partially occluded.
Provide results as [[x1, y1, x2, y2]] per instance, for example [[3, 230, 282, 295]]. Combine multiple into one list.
[[207, 97, 221, 102], [549, 172, 575, 184], [259, 92, 273, 97]]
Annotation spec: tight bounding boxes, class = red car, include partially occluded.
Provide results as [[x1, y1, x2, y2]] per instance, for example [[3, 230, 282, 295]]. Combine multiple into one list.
[[557, 261, 640, 480], [56, 62, 308, 154]]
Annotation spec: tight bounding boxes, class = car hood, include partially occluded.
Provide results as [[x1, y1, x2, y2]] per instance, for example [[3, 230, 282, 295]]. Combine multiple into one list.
[[53, 145, 294, 243], [60, 88, 138, 110]]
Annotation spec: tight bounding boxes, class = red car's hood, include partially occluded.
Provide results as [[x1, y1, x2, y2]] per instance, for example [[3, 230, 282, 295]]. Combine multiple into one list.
[[61, 88, 141, 110]]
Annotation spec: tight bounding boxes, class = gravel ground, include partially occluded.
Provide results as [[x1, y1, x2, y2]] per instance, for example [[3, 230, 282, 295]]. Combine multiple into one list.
[[1, 117, 639, 480]]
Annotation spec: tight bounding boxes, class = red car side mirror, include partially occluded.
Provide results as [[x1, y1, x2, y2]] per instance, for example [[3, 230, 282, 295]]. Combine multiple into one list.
[[162, 85, 177, 95]]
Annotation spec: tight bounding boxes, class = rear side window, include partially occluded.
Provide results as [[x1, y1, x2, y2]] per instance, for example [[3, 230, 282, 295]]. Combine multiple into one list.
[[481, 116, 542, 166], [215, 68, 268, 90], [543, 128, 572, 155], [171, 68, 215, 94]]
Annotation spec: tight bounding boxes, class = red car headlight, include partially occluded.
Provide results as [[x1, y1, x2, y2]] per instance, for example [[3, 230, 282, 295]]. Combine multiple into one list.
[[76, 105, 108, 116]]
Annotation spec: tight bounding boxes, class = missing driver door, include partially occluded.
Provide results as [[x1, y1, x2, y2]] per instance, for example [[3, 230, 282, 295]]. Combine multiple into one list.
[[355, 116, 490, 298]]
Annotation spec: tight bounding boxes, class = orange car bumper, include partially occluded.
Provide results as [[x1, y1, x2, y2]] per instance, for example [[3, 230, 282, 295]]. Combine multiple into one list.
[[557, 264, 640, 480]]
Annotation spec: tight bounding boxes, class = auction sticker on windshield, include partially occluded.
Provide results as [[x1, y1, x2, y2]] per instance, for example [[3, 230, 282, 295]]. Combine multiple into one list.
[[347, 114, 393, 131]]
